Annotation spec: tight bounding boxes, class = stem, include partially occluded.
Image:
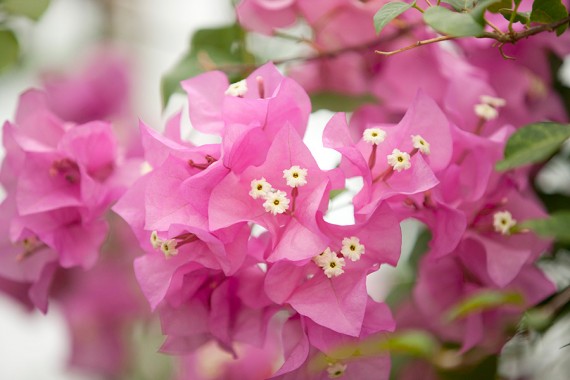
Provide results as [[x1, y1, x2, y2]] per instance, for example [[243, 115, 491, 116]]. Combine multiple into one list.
[[375, 16, 570, 57], [375, 35, 457, 56], [484, 17, 503, 34], [368, 145, 378, 170], [508, 1, 521, 35], [412, 3, 425, 13]]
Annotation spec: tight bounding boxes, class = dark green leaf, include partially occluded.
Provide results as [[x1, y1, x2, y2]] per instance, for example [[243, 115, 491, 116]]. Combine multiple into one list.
[[1, 0, 51, 20], [0, 29, 19, 73], [470, 0, 504, 22], [445, 290, 525, 321], [520, 211, 570, 243], [423, 6, 485, 37], [499, 9, 531, 25], [161, 24, 254, 107], [437, 354, 498, 380], [549, 52, 570, 120], [310, 92, 378, 112], [373, 1, 414, 34], [530, 0, 569, 36], [487, 0, 512, 13], [495, 122, 570, 171]]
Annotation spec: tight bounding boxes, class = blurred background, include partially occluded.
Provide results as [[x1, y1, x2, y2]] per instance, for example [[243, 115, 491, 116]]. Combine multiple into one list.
[[0, 1, 233, 379]]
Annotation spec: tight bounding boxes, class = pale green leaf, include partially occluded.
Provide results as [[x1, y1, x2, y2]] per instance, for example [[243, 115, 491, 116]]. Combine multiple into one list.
[[373, 2, 413, 34], [495, 122, 570, 171]]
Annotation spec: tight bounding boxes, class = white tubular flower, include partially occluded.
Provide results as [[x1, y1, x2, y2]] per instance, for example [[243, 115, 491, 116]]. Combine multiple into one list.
[[249, 177, 272, 199], [474, 103, 499, 121], [480, 95, 506, 108], [387, 149, 412, 172], [225, 79, 248, 97], [341, 236, 365, 261], [411, 134, 431, 155], [283, 165, 308, 188], [363, 128, 387, 145], [313, 247, 335, 267], [493, 211, 517, 235], [323, 254, 346, 278], [160, 239, 179, 258], [150, 231, 163, 250], [327, 362, 348, 378], [263, 190, 290, 215]]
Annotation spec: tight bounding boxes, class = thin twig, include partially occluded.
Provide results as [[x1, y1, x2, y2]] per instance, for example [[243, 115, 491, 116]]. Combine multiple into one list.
[[375, 16, 570, 57], [375, 35, 456, 56]]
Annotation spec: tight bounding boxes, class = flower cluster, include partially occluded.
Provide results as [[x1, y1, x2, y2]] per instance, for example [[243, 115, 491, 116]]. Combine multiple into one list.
[[0, 1, 567, 378]]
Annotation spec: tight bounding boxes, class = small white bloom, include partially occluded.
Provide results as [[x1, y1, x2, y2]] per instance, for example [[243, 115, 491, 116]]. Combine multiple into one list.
[[363, 128, 387, 145], [160, 239, 179, 257], [283, 165, 308, 188], [493, 211, 517, 235], [225, 79, 248, 97], [480, 95, 506, 108], [313, 247, 335, 267], [323, 254, 346, 278], [341, 236, 365, 261], [411, 134, 431, 155], [327, 362, 347, 378], [249, 177, 272, 199], [474, 103, 499, 121], [387, 148, 412, 172], [263, 190, 290, 215], [150, 231, 163, 250]]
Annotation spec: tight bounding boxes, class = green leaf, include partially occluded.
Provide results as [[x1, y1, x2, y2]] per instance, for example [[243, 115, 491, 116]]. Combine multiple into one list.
[[329, 189, 345, 200], [499, 9, 531, 25], [373, 1, 414, 35], [1, 0, 51, 20], [375, 330, 438, 358], [487, 0, 512, 12], [445, 291, 525, 321], [423, 6, 485, 37], [520, 211, 570, 243], [495, 122, 570, 171], [470, 0, 504, 22], [310, 92, 378, 112], [161, 24, 254, 107], [0, 29, 19, 73], [441, 0, 475, 11], [530, 0, 569, 36]]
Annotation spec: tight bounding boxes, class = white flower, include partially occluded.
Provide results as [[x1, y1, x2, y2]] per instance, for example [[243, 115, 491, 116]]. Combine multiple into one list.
[[474, 103, 499, 121], [160, 239, 179, 258], [323, 254, 346, 278], [283, 165, 308, 188], [480, 95, 506, 108], [341, 236, 365, 261], [263, 190, 290, 215], [327, 362, 347, 378], [493, 211, 517, 235], [249, 177, 272, 199], [387, 149, 412, 172], [225, 79, 248, 97], [313, 247, 335, 267], [363, 128, 387, 145], [411, 134, 431, 155], [150, 231, 163, 250]]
